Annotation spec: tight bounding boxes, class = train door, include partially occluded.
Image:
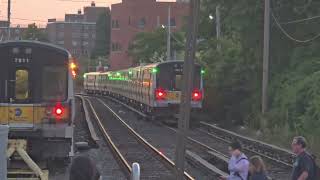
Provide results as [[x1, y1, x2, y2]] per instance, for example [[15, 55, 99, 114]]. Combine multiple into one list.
[[7, 65, 34, 129], [0, 47, 8, 125]]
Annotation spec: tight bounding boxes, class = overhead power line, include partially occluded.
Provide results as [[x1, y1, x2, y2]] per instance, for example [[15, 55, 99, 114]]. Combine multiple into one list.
[[0, 15, 47, 23], [280, 14, 320, 24], [271, 11, 320, 43]]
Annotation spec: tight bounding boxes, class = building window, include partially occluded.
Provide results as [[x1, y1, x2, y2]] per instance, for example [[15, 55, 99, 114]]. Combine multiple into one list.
[[138, 18, 146, 29], [83, 41, 89, 46], [57, 41, 64, 45], [72, 32, 80, 38], [83, 33, 89, 38], [128, 16, 131, 25], [58, 24, 64, 29], [72, 49, 78, 56], [170, 18, 176, 27], [112, 42, 122, 52], [112, 20, 119, 29], [157, 16, 160, 27], [72, 41, 78, 47]]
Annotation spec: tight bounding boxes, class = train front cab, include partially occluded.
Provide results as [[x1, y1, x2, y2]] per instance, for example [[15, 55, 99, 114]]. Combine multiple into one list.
[[153, 61, 203, 116], [0, 41, 73, 161]]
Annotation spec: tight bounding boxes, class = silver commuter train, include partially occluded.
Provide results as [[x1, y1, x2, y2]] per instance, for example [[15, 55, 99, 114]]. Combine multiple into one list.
[[84, 61, 203, 116], [0, 41, 76, 161]]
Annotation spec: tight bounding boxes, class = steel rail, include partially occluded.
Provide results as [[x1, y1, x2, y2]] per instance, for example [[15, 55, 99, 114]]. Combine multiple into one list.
[[96, 98, 195, 180], [199, 122, 294, 167], [85, 97, 132, 179], [75, 95, 100, 143]]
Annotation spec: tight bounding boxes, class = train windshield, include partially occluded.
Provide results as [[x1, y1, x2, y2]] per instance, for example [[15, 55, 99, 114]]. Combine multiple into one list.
[[15, 69, 30, 100], [157, 63, 201, 91], [42, 66, 67, 101]]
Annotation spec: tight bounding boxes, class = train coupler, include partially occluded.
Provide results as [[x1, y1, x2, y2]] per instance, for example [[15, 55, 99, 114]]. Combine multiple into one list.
[[7, 139, 49, 180]]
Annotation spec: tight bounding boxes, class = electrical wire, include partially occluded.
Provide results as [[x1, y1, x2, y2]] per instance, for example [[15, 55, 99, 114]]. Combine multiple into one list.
[[271, 11, 320, 43], [0, 15, 47, 22], [280, 15, 320, 24]]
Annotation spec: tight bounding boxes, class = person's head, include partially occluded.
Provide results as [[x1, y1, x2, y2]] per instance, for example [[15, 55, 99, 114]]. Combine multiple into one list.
[[69, 156, 100, 180], [249, 156, 266, 174], [228, 141, 242, 157], [291, 136, 307, 155]]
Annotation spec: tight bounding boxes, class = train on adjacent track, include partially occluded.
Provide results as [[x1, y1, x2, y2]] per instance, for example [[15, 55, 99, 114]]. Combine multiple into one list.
[[0, 41, 76, 161], [84, 61, 204, 117]]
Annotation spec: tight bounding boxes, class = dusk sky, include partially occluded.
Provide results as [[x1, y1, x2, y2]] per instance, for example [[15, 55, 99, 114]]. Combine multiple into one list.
[[0, 0, 174, 27], [0, 0, 120, 27]]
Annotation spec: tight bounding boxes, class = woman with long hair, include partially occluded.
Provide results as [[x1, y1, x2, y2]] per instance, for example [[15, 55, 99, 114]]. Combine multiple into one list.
[[249, 156, 269, 180]]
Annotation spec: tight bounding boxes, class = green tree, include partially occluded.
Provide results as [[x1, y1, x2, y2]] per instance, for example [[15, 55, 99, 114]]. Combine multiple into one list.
[[91, 11, 111, 58], [198, 0, 320, 153], [22, 23, 48, 42], [128, 28, 185, 64]]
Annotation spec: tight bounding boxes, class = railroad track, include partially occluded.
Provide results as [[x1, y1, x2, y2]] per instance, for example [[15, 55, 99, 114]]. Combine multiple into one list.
[[79, 93, 292, 179], [168, 127, 229, 176], [198, 122, 294, 167], [86, 93, 293, 162], [83, 96, 194, 180], [91, 94, 230, 178]]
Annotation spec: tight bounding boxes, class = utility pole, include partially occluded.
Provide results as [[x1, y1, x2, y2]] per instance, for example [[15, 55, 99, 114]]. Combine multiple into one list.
[[216, 5, 221, 51], [175, 0, 200, 179], [7, 0, 11, 40], [166, 5, 171, 61], [262, 0, 270, 114]]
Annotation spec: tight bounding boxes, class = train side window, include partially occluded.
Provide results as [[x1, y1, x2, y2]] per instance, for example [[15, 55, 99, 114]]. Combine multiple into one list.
[[15, 69, 29, 100], [143, 69, 150, 87]]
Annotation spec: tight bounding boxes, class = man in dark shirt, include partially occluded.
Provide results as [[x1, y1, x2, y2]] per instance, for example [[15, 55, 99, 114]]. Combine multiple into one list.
[[291, 136, 315, 180]]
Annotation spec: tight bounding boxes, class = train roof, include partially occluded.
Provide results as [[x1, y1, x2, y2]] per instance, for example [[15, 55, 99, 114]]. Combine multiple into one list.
[[84, 60, 201, 75], [0, 40, 71, 56], [84, 72, 101, 75], [138, 60, 186, 68]]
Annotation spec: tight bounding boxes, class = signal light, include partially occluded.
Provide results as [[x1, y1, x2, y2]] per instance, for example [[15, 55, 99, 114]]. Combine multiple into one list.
[[192, 90, 202, 101], [72, 70, 77, 78], [155, 88, 166, 100], [70, 62, 77, 69], [152, 68, 158, 74], [69, 61, 78, 79]]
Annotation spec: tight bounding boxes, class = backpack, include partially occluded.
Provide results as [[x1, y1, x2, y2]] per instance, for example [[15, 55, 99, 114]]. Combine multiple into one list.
[[306, 153, 320, 180], [234, 157, 249, 180]]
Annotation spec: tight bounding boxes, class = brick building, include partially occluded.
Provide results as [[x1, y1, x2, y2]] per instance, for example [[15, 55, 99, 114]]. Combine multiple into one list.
[[110, 0, 189, 70], [47, 2, 109, 57]]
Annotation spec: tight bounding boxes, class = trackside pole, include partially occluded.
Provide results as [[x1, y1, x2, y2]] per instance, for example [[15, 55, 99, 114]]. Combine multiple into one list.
[[131, 162, 140, 180], [175, 0, 200, 179], [0, 125, 8, 180]]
